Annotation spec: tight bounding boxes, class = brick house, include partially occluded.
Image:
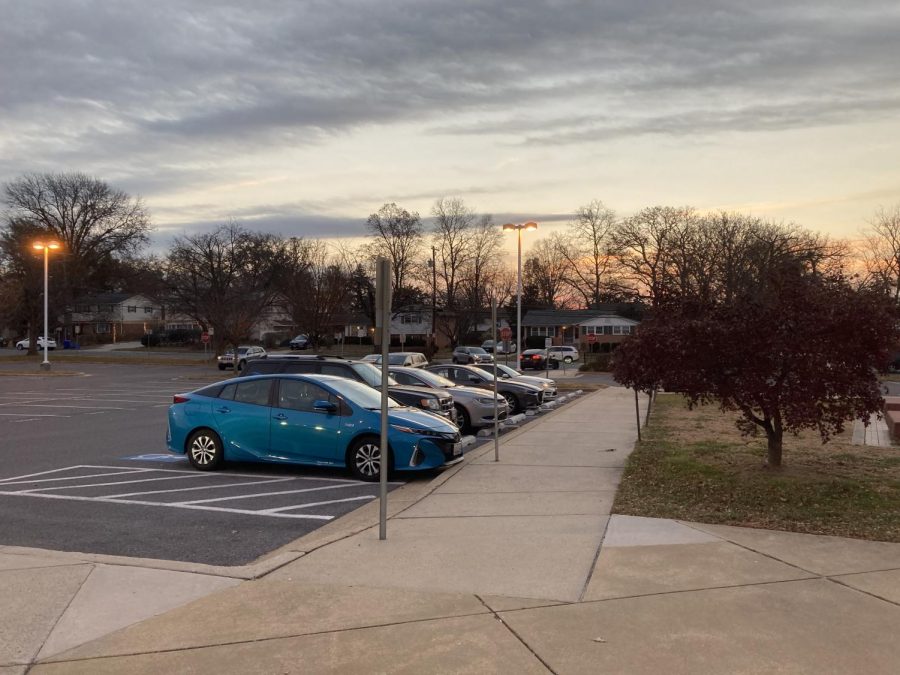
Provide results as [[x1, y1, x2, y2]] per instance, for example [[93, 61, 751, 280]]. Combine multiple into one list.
[[522, 307, 642, 352]]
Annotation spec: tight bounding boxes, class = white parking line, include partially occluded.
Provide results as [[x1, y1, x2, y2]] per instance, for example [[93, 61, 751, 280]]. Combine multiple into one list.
[[0, 413, 70, 417], [104, 477, 296, 499], [261, 495, 375, 514], [16, 473, 206, 493], [0, 469, 143, 486], [0, 490, 334, 520], [176, 481, 368, 505]]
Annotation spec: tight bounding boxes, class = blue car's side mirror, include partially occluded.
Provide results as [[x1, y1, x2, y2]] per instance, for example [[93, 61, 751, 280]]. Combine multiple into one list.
[[313, 400, 337, 413]]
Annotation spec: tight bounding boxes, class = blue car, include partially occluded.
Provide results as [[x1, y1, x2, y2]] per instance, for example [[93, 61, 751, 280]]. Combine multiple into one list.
[[167, 374, 462, 481]]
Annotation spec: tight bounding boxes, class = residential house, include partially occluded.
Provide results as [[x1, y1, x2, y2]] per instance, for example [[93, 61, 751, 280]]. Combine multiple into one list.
[[69, 293, 164, 344], [522, 306, 642, 351]]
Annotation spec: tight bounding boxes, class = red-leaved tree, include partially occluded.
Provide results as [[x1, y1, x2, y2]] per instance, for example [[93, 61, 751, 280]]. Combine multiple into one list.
[[614, 254, 898, 467]]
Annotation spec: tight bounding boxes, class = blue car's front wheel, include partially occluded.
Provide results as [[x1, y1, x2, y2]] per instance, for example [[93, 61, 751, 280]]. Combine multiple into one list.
[[187, 429, 224, 471], [347, 436, 392, 482]]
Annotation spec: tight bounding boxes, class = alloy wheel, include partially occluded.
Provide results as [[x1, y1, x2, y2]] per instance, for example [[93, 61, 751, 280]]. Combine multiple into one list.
[[355, 443, 381, 478]]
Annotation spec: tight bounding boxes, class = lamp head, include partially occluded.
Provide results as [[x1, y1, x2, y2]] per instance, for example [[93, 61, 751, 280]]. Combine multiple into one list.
[[502, 223, 516, 231], [524, 222, 538, 231]]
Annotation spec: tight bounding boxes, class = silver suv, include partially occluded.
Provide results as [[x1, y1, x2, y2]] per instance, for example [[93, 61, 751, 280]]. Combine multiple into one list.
[[548, 345, 579, 363]]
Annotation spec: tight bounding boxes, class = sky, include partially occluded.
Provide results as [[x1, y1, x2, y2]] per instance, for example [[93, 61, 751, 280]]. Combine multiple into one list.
[[1, 1, 899, 255]]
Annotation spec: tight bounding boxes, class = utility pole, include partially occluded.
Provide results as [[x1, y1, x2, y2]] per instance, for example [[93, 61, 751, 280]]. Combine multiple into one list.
[[430, 245, 437, 358]]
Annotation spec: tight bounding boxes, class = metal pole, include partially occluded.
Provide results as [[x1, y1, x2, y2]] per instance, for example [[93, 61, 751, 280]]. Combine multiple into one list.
[[634, 388, 642, 442], [376, 258, 392, 541], [492, 296, 499, 462], [431, 245, 437, 359], [42, 246, 50, 370], [516, 228, 522, 372]]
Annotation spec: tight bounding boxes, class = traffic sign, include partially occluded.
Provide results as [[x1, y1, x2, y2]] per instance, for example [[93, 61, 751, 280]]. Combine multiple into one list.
[[587, 333, 597, 344], [500, 326, 512, 340], [201, 332, 210, 344]]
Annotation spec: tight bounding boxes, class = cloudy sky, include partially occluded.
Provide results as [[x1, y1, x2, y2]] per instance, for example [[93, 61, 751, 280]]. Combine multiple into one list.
[[1, 0, 898, 251]]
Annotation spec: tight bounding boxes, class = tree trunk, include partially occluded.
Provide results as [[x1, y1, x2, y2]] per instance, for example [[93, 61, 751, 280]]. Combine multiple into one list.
[[766, 433, 783, 467]]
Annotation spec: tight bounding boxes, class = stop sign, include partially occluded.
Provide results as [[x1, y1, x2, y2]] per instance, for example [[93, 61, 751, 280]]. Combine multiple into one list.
[[586, 333, 597, 344], [500, 327, 512, 340], [201, 332, 210, 344]]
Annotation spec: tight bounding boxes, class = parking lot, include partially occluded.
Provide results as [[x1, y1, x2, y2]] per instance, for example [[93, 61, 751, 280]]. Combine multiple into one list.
[[0, 360, 579, 565]]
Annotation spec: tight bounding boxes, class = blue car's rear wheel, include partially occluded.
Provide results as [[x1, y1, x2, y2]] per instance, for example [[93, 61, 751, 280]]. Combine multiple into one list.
[[187, 429, 224, 471]]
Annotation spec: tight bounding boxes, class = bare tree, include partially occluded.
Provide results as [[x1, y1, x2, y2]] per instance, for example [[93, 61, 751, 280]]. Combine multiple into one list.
[[523, 234, 576, 309], [3, 173, 151, 334], [611, 205, 696, 306], [556, 200, 618, 308], [860, 204, 900, 300], [279, 238, 349, 348], [365, 202, 423, 296], [163, 223, 284, 356]]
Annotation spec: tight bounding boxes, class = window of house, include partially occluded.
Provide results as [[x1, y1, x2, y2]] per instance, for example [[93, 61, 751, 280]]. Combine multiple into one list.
[[99, 305, 114, 313], [95, 323, 111, 334], [400, 313, 422, 324], [528, 326, 556, 337], [612, 326, 623, 335], [127, 306, 137, 313], [144, 307, 153, 313]]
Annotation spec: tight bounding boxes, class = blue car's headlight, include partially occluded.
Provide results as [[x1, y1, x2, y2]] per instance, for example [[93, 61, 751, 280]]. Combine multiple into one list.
[[391, 424, 451, 438]]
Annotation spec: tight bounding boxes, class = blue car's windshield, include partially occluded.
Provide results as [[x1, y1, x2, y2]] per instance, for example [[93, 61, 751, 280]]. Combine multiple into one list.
[[327, 377, 401, 409]]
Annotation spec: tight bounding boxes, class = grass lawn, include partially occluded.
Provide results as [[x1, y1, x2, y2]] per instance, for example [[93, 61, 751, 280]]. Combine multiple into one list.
[[613, 393, 900, 542]]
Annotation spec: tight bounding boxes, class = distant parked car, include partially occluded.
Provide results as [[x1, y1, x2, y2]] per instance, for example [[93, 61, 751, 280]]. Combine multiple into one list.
[[167, 373, 462, 480], [289, 334, 310, 350], [452, 346, 493, 364], [0, 336, 8, 348], [364, 352, 429, 368], [519, 349, 559, 371], [473, 362, 557, 400], [548, 345, 579, 363], [217, 345, 267, 371], [16, 337, 57, 351], [481, 340, 516, 355]]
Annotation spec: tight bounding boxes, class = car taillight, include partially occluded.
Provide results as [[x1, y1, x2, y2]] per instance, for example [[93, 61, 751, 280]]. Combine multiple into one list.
[[173, 395, 190, 404], [532, 355, 541, 360]]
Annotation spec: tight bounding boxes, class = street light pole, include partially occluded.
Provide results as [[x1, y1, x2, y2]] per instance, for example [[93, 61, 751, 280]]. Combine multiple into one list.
[[33, 241, 61, 371], [502, 222, 537, 371]]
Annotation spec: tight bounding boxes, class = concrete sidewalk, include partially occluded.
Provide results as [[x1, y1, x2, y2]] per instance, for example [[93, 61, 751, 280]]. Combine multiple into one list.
[[5, 387, 900, 674]]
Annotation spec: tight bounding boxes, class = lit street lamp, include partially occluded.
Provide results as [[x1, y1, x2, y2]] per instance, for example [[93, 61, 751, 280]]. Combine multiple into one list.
[[501, 221, 537, 371], [32, 241, 61, 370]]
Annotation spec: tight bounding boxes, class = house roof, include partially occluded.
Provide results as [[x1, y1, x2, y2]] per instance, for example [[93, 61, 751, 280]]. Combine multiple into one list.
[[73, 292, 147, 306], [522, 306, 643, 326]]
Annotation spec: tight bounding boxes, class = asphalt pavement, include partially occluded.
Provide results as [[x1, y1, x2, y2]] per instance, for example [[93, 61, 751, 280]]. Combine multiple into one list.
[[0, 360, 579, 565]]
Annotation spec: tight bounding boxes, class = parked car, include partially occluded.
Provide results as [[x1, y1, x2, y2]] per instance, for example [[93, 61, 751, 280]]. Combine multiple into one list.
[[473, 362, 557, 400], [481, 340, 516, 354], [390, 365, 509, 432], [289, 334, 310, 350], [167, 374, 462, 480], [217, 345, 267, 371], [0, 336, 8, 348], [548, 345, 580, 364], [519, 349, 559, 371], [16, 337, 57, 351], [240, 355, 456, 424], [452, 346, 494, 364], [363, 352, 429, 368], [425, 363, 543, 414]]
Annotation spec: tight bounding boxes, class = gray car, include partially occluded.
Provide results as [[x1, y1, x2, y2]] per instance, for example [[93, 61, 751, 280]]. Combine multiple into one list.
[[452, 346, 494, 364], [426, 364, 543, 414], [390, 366, 509, 432], [473, 362, 557, 400]]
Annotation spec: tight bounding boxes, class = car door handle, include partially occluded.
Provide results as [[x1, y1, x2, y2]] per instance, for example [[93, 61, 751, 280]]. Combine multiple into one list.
[[216, 407, 231, 414], [274, 413, 288, 421]]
